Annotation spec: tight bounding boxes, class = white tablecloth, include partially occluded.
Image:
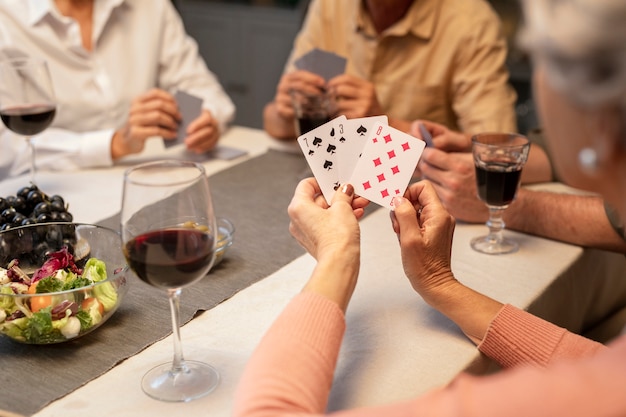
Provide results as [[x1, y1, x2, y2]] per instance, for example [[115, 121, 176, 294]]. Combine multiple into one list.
[[0, 126, 294, 225], [1, 126, 624, 417], [33, 204, 626, 416]]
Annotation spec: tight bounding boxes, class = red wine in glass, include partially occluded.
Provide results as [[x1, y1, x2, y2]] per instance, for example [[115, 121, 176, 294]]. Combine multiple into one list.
[[291, 89, 330, 136], [0, 57, 57, 184], [0, 104, 56, 136], [470, 133, 530, 255], [124, 228, 215, 290], [475, 163, 523, 207], [297, 116, 331, 135]]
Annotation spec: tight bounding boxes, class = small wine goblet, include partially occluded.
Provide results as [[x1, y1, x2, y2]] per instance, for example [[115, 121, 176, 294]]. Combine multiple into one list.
[[470, 132, 530, 255]]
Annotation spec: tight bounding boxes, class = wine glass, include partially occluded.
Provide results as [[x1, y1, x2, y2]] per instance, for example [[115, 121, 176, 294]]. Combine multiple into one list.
[[121, 160, 219, 402], [0, 57, 56, 184], [290, 88, 331, 136], [470, 133, 530, 255]]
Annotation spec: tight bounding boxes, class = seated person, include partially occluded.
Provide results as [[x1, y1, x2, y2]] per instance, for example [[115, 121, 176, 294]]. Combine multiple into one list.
[[265, 0, 517, 138], [414, 120, 626, 254], [264, 0, 551, 183], [233, 0, 626, 414], [0, 0, 235, 178]]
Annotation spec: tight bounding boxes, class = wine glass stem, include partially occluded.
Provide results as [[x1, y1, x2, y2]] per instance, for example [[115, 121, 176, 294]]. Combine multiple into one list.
[[27, 136, 36, 184], [486, 206, 506, 244], [167, 288, 187, 374]]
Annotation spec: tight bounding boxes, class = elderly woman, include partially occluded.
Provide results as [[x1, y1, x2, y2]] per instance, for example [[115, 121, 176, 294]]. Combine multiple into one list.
[[233, 0, 626, 415]]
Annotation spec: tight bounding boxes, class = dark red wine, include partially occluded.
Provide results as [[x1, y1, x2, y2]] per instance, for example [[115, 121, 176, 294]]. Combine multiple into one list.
[[298, 116, 330, 135], [0, 104, 56, 136], [475, 164, 522, 206], [124, 228, 215, 289]]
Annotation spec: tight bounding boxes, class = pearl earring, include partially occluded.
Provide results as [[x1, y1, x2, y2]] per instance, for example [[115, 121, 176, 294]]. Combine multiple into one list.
[[578, 148, 598, 174]]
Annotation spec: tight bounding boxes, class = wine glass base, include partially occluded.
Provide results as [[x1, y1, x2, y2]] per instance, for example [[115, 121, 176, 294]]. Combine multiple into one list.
[[141, 360, 220, 402], [470, 235, 519, 255]]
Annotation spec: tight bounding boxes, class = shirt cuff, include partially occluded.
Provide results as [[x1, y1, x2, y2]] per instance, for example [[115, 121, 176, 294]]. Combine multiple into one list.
[[78, 129, 114, 168]]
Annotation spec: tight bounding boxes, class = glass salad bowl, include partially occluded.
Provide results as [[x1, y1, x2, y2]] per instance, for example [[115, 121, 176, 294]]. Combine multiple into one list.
[[0, 223, 129, 344], [214, 217, 235, 266]]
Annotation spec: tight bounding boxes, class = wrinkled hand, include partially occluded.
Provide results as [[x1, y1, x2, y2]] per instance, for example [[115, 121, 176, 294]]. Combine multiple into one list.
[[410, 119, 487, 223], [273, 70, 326, 120], [390, 180, 457, 298], [183, 109, 221, 153], [410, 120, 471, 152], [418, 147, 489, 223], [287, 178, 368, 263], [112, 88, 181, 159], [327, 74, 384, 119]]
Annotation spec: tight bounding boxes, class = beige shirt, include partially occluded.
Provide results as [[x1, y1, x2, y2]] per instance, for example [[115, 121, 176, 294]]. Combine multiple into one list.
[[285, 0, 518, 134]]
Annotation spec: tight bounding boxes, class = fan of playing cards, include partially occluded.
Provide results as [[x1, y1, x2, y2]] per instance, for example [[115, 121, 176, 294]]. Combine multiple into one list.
[[297, 115, 426, 209]]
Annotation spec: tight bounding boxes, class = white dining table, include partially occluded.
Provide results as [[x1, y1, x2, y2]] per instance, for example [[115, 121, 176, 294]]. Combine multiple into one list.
[[1, 126, 625, 417], [0, 126, 287, 226]]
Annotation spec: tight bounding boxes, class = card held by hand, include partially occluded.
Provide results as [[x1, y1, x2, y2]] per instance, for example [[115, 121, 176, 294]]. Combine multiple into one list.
[[348, 123, 425, 209], [294, 48, 347, 82], [297, 115, 347, 204], [165, 90, 203, 148], [297, 115, 424, 209], [335, 115, 388, 181]]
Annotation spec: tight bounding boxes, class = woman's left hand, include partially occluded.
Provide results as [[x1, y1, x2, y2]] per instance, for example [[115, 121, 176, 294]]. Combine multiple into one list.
[[288, 179, 369, 310]]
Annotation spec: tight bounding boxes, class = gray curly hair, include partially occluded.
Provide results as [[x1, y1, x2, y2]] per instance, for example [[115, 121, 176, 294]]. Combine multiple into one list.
[[518, 0, 626, 108]]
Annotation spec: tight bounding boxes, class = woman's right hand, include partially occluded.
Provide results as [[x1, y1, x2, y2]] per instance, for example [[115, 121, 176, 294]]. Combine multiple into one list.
[[390, 180, 457, 301], [391, 181, 504, 343]]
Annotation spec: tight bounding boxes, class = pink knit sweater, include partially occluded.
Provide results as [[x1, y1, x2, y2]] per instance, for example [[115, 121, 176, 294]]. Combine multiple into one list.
[[234, 292, 626, 416]]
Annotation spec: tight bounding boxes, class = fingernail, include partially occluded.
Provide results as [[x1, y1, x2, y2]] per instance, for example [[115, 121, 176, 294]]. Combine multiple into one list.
[[341, 183, 354, 197], [392, 196, 404, 208]]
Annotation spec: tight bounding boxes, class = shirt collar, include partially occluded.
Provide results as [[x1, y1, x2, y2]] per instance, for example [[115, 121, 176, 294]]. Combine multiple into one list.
[[26, 0, 128, 27], [26, 0, 54, 26], [356, 0, 440, 40]]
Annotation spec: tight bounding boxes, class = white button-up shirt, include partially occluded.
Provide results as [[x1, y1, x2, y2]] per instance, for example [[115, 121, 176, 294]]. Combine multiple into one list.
[[0, 0, 235, 177]]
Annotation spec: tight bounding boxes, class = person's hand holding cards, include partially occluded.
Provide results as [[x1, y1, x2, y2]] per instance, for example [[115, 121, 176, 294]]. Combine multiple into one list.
[[290, 48, 348, 135], [294, 48, 348, 83], [111, 88, 182, 159], [165, 90, 221, 153], [326, 75, 384, 121], [297, 115, 427, 209], [265, 48, 347, 140], [294, 48, 384, 122], [275, 70, 327, 121]]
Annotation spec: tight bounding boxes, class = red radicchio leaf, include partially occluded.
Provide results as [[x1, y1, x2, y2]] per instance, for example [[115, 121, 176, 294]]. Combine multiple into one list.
[[31, 247, 81, 284]]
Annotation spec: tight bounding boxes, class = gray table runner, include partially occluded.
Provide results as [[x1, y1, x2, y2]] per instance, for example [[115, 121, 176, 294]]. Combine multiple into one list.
[[0, 150, 312, 416]]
